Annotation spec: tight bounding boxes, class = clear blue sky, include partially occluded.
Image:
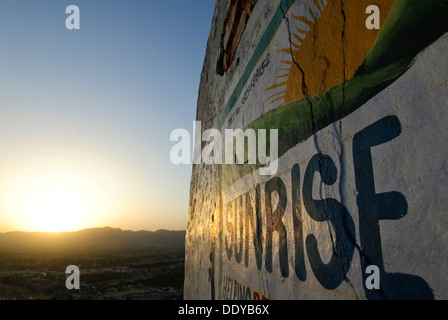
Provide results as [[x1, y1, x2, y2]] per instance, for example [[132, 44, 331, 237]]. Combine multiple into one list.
[[0, 0, 215, 232]]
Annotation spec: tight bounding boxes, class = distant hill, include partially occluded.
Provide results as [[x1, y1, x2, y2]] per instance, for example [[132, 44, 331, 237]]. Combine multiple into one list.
[[0, 227, 186, 250]]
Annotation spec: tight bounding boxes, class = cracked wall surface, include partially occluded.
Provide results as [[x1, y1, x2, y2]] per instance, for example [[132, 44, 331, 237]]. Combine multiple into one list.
[[185, 0, 448, 300]]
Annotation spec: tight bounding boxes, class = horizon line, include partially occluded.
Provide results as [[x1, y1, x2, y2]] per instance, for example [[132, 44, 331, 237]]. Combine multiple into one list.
[[0, 226, 187, 234]]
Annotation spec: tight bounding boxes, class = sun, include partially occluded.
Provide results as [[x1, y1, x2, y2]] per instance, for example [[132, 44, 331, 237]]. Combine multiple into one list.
[[13, 170, 104, 233], [22, 183, 89, 233], [23, 193, 84, 233]]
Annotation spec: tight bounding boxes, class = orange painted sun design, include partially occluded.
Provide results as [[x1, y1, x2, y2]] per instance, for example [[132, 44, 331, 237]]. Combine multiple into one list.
[[265, 0, 395, 105]]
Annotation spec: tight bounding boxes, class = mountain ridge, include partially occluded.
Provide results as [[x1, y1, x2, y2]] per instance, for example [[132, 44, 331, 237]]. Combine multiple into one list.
[[0, 227, 186, 249]]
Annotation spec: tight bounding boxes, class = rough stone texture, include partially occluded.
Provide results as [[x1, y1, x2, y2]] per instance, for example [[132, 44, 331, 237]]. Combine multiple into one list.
[[185, 0, 448, 300]]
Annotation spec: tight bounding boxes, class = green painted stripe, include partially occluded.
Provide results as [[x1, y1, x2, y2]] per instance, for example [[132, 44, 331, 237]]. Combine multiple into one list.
[[221, 60, 407, 188], [221, 0, 448, 188], [219, 0, 296, 128]]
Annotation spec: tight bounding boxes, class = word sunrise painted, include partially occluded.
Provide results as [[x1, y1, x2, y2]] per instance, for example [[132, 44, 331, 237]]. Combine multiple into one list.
[[185, 0, 448, 301]]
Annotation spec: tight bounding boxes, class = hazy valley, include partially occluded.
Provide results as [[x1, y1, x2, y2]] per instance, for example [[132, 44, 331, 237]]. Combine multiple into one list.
[[0, 227, 186, 300]]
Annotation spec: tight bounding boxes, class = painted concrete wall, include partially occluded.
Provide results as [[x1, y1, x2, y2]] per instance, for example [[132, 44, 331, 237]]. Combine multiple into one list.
[[185, 0, 448, 300]]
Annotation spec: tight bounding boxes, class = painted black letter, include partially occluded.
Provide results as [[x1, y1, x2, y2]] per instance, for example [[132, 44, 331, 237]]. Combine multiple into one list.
[[234, 195, 244, 263], [265, 177, 289, 277], [225, 202, 234, 260], [244, 186, 263, 270], [292, 164, 306, 281], [303, 153, 356, 290], [353, 115, 433, 300]]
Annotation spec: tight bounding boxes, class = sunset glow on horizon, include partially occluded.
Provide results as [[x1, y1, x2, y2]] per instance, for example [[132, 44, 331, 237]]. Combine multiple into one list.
[[1, 154, 117, 233], [0, 1, 215, 233]]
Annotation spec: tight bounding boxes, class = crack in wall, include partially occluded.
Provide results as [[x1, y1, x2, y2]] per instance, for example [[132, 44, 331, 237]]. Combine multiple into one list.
[[282, 1, 363, 299], [281, 2, 338, 273], [280, 4, 326, 180], [337, 0, 360, 299]]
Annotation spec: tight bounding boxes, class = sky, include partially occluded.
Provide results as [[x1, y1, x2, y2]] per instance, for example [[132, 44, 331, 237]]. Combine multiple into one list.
[[0, 0, 215, 232]]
